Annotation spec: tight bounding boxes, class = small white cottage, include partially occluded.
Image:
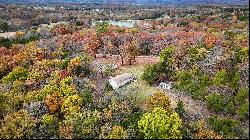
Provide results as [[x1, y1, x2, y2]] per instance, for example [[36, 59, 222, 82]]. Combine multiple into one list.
[[109, 73, 136, 90]]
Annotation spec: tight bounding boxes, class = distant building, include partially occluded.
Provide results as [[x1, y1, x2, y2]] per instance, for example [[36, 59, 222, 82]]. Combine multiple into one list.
[[0, 4, 6, 11], [109, 73, 136, 90], [142, 23, 153, 29]]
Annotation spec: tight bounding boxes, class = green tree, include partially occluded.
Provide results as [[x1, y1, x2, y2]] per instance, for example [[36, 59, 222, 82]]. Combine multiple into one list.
[[96, 21, 109, 36], [235, 87, 249, 105], [141, 62, 168, 84], [208, 115, 239, 138], [0, 37, 12, 48], [205, 93, 234, 114], [213, 69, 229, 86], [0, 21, 9, 32], [61, 95, 83, 115], [2, 66, 28, 84], [138, 107, 182, 139], [159, 45, 176, 63], [236, 102, 249, 119], [205, 93, 225, 112]]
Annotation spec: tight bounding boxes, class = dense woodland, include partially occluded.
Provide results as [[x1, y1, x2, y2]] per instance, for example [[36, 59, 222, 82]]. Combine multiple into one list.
[[0, 3, 249, 139]]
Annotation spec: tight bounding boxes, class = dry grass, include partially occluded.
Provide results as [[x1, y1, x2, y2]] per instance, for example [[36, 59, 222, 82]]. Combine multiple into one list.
[[115, 64, 159, 104]]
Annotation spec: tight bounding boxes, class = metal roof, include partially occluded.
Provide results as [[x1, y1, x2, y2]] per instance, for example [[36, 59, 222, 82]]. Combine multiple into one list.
[[110, 73, 134, 83]]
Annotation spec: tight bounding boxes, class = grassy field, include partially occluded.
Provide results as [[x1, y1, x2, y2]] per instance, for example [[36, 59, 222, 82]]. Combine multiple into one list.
[[115, 64, 159, 107]]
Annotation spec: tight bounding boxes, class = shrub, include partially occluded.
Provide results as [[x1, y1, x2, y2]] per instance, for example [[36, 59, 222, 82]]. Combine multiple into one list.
[[235, 87, 249, 105], [160, 46, 176, 62], [175, 100, 186, 118], [236, 102, 249, 119], [80, 92, 93, 107], [138, 107, 182, 139], [208, 115, 239, 138], [0, 37, 12, 48], [141, 63, 160, 84], [187, 47, 207, 63], [205, 93, 225, 112], [24, 91, 39, 104], [108, 126, 126, 139], [195, 120, 222, 139], [213, 69, 229, 86], [142, 46, 176, 84], [146, 91, 172, 113], [175, 69, 209, 100], [103, 64, 115, 77], [230, 71, 240, 89], [159, 45, 175, 64], [205, 93, 234, 114], [2, 66, 28, 84], [0, 109, 35, 139]]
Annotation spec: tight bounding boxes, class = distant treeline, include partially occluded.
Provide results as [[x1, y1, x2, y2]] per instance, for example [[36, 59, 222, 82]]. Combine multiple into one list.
[[0, 35, 40, 48]]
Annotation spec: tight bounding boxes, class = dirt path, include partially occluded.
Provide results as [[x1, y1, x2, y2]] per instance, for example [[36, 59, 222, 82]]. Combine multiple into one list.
[[95, 54, 160, 67], [161, 89, 211, 121]]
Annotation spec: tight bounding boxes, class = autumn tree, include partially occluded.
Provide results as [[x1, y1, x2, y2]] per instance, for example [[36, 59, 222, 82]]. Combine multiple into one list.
[[123, 37, 139, 65], [84, 33, 101, 58], [146, 91, 172, 113]]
